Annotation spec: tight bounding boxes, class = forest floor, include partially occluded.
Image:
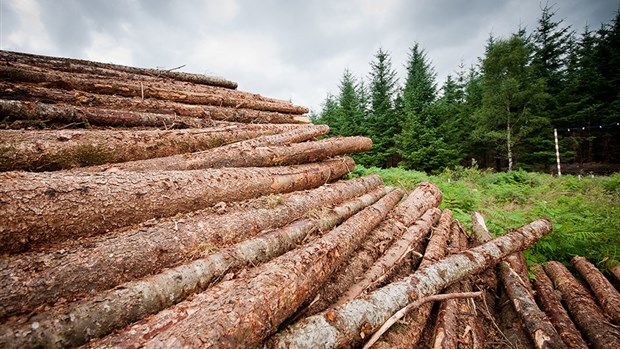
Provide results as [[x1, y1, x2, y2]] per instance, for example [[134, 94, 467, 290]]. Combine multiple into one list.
[[349, 165, 620, 271]]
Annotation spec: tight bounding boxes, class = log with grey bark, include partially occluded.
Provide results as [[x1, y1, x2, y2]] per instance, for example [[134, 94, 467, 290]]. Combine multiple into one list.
[[336, 208, 442, 305], [0, 49, 239, 89], [80, 134, 368, 172], [265, 218, 553, 349], [0, 173, 380, 321], [0, 157, 353, 254], [0, 65, 308, 114], [532, 263, 588, 349], [87, 189, 405, 349], [0, 99, 212, 128], [0, 186, 392, 349], [544, 261, 620, 349], [295, 182, 443, 317], [571, 255, 620, 323], [0, 81, 307, 124], [498, 261, 566, 349], [0, 124, 315, 171]]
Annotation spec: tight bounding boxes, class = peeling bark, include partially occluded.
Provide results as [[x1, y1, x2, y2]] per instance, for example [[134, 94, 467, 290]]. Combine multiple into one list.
[[571, 255, 620, 323], [499, 262, 566, 349], [295, 182, 443, 317], [87, 190, 404, 349], [0, 124, 313, 171], [0, 81, 307, 124], [80, 136, 369, 172], [0, 169, 376, 322], [0, 157, 353, 254], [0, 186, 392, 349], [1, 49, 239, 89], [266, 218, 553, 349], [0, 99, 212, 128], [0, 65, 308, 114], [544, 261, 620, 349], [336, 208, 441, 304], [532, 263, 588, 349]]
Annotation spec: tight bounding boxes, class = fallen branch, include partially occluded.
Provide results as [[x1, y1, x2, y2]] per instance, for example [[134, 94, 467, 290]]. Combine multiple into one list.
[[363, 291, 483, 349]]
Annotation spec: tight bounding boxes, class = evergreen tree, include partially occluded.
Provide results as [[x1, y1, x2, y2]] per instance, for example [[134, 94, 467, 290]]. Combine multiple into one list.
[[335, 69, 364, 136]]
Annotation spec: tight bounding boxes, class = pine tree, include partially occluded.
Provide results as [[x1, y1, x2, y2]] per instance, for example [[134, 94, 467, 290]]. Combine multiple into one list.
[[335, 69, 364, 136]]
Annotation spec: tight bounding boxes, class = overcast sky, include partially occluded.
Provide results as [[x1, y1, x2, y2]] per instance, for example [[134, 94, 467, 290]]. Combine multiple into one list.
[[1, 0, 618, 112]]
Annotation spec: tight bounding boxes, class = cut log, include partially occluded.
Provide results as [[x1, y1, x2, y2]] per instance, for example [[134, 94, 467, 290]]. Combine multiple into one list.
[[431, 221, 483, 349], [79, 135, 369, 172], [0, 99, 212, 128], [499, 261, 566, 349], [532, 263, 588, 349], [0, 65, 308, 114], [87, 189, 405, 349], [1, 49, 239, 89], [294, 182, 443, 317], [387, 209, 453, 347], [571, 255, 620, 323], [336, 208, 442, 305], [0, 124, 315, 171], [544, 261, 620, 349], [265, 218, 553, 349], [0, 157, 353, 254], [0, 81, 307, 124], [0, 174, 381, 320], [0, 186, 392, 349]]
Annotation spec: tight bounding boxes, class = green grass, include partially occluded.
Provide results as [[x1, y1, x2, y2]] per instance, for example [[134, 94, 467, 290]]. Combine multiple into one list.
[[349, 165, 620, 270]]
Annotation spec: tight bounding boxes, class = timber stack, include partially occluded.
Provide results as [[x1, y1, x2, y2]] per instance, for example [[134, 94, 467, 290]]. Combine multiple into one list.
[[0, 50, 618, 348]]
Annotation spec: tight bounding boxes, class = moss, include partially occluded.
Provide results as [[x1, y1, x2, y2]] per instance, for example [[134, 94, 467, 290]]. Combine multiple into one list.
[[73, 144, 113, 167], [267, 194, 285, 208]]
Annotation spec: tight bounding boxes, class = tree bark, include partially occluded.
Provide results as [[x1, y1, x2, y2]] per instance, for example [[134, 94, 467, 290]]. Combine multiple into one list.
[[337, 208, 442, 305], [0, 173, 380, 321], [79, 135, 369, 172], [1, 49, 239, 89], [544, 261, 620, 349], [293, 182, 443, 317], [87, 189, 405, 349], [532, 263, 588, 349], [0, 185, 392, 349], [0, 65, 308, 114], [0, 157, 354, 254], [0, 81, 307, 124], [571, 255, 620, 323], [499, 262, 566, 349], [266, 218, 553, 349], [0, 99, 212, 128], [611, 264, 620, 285], [0, 124, 315, 171]]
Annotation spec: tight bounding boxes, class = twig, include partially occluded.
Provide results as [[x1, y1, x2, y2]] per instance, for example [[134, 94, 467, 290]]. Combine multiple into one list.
[[362, 291, 482, 349], [165, 64, 186, 72]]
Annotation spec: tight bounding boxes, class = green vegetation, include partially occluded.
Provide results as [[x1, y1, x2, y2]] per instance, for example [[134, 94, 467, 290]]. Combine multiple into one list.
[[349, 165, 620, 269], [314, 5, 620, 171]]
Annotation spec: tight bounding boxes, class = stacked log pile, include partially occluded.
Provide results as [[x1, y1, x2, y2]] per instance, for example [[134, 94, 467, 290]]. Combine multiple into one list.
[[0, 51, 618, 348]]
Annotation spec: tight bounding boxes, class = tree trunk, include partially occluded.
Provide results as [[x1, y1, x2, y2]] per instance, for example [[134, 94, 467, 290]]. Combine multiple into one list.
[[293, 182, 443, 317], [87, 190, 405, 349], [544, 261, 620, 349], [499, 262, 566, 349], [532, 263, 588, 349], [571, 255, 620, 323], [0, 124, 316, 171], [0, 157, 354, 254], [611, 264, 620, 285], [432, 221, 483, 349], [0, 173, 380, 321], [336, 208, 441, 305], [0, 99, 212, 128], [79, 135, 369, 172], [0, 65, 308, 114], [266, 218, 553, 349], [1, 49, 239, 89], [0, 185, 392, 349], [388, 209, 453, 347], [0, 81, 307, 124]]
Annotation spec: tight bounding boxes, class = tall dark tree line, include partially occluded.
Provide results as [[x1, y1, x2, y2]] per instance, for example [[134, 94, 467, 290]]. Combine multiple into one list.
[[315, 5, 620, 172]]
